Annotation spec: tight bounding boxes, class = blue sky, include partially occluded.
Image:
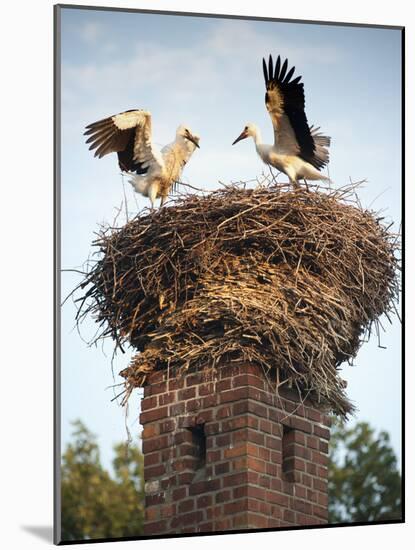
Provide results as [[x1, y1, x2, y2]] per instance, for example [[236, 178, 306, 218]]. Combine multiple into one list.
[[59, 7, 402, 470]]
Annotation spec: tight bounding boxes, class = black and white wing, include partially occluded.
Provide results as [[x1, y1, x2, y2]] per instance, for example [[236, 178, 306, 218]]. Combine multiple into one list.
[[262, 55, 329, 170], [84, 109, 163, 174]]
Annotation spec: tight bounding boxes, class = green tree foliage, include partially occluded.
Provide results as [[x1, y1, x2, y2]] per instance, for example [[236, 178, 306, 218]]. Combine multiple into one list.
[[61, 420, 144, 541], [328, 420, 402, 524]]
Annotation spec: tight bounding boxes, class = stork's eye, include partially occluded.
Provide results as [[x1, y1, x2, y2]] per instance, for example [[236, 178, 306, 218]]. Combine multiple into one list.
[[244, 126, 248, 131]]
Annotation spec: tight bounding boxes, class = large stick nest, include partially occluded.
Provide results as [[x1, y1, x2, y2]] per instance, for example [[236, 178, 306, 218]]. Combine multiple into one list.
[[76, 182, 400, 417]]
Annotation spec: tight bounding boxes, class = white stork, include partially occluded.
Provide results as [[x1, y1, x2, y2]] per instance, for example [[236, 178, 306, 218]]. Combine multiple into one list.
[[232, 55, 331, 187], [84, 110, 200, 208]]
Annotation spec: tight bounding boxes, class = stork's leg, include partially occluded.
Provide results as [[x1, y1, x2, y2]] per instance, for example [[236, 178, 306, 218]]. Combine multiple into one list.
[[148, 183, 158, 211], [303, 178, 310, 191], [160, 195, 167, 207], [290, 178, 301, 190]]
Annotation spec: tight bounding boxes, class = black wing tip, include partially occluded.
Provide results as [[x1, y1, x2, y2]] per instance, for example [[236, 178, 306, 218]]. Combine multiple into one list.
[[264, 53, 301, 86]]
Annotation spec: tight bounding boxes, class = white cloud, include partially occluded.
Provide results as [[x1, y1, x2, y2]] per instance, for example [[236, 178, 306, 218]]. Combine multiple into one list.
[[80, 21, 106, 44]]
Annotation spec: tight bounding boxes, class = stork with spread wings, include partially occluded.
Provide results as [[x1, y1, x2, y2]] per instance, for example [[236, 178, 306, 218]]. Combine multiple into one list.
[[84, 110, 200, 208], [232, 55, 331, 187]]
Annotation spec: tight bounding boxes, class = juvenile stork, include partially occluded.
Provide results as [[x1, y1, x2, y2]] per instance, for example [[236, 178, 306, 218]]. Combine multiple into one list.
[[84, 110, 200, 208], [232, 55, 331, 187]]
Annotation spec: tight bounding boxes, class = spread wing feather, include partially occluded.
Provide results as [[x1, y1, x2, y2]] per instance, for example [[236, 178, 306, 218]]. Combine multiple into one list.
[[263, 55, 329, 170], [84, 109, 163, 174]]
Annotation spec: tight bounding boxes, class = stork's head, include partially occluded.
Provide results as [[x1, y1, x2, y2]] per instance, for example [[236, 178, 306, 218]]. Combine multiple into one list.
[[176, 125, 200, 148], [232, 123, 259, 145]]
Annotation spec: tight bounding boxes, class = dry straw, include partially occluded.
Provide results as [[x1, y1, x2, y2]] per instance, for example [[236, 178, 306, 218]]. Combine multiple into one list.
[[74, 180, 400, 417]]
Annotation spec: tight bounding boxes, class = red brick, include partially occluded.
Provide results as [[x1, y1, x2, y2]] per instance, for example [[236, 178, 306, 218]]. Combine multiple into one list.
[[319, 439, 329, 454], [169, 401, 186, 416], [317, 492, 328, 507], [178, 499, 194, 514], [198, 382, 215, 396], [205, 422, 220, 435], [283, 509, 296, 524], [173, 458, 197, 471], [172, 487, 187, 500], [140, 406, 168, 424], [220, 365, 243, 379], [220, 387, 249, 403], [223, 415, 258, 432], [294, 485, 307, 499], [301, 473, 313, 488], [246, 513, 268, 529], [201, 394, 217, 408], [235, 373, 265, 389], [160, 504, 175, 518], [177, 472, 194, 484], [141, 396, 158, 411], [232, 401, 250, 415], [178, 387, 196, 400], [248, 486, 268, 500], [314, 424, 330, 439], [196, 410, 213, 423], [223, 472, 247, 487], [313, 478, 327, 492], [311, 450, 329, 466], [145, 463, 166, 477], [294, 499, 313, 515], [189, 479, 220, 495], [307, 434, 320, 449], [185, 372, 205, 386], [215, 462, 230, 475], [259, 419, 273, 434], [179, 511, 204, 526], [146, 493, 164, 506], [224, 444, 246, 458], [270, 478, 283, 492], [214, 518, 232, 531], [142, 435, 169, 453], [305, 407, 322, 422], [160, 475, 175, 490], [257, 474, 271, 488], [224, 499, 247, 515], [289, 417, 313, 434], [217, 379, 232, 392], [144, 451, 161, 467], [168, 378, 184, 391], [206, 449, 221, 462], [216, 405, 232, 419], [159, 419, 175, 433], [313, 504, 328, 519], [144, 520, 167, 534], [266, 435, 282, 450], [158, 392, 175, 406], [186, 398, 202, 412], [232, 457, 248, 471], [149, 381, 167, 396], [246, 457, 267, 474], [306, 461, 317, 475], [232, 513, 249, 528], [306, 488, 318, 503], [197, 494, 213, 508], [215, 490, 231, 503], [142, 424, 159, 439]]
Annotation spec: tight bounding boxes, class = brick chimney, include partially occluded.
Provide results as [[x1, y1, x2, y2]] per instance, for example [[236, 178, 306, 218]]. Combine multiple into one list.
[[140, 363, 330, 535]]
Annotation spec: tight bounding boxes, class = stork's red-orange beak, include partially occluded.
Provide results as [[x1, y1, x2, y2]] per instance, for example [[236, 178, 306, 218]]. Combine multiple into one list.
[[232, 130, 249, 145]]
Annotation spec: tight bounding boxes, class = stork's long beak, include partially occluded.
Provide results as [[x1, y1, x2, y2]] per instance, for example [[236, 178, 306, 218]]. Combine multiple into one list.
[[232, 130, 249, 146], [185, 131, 200, 148]]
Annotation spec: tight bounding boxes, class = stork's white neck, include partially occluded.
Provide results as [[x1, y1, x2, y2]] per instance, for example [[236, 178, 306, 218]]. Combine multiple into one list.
[[251, 127, 263, 148]]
